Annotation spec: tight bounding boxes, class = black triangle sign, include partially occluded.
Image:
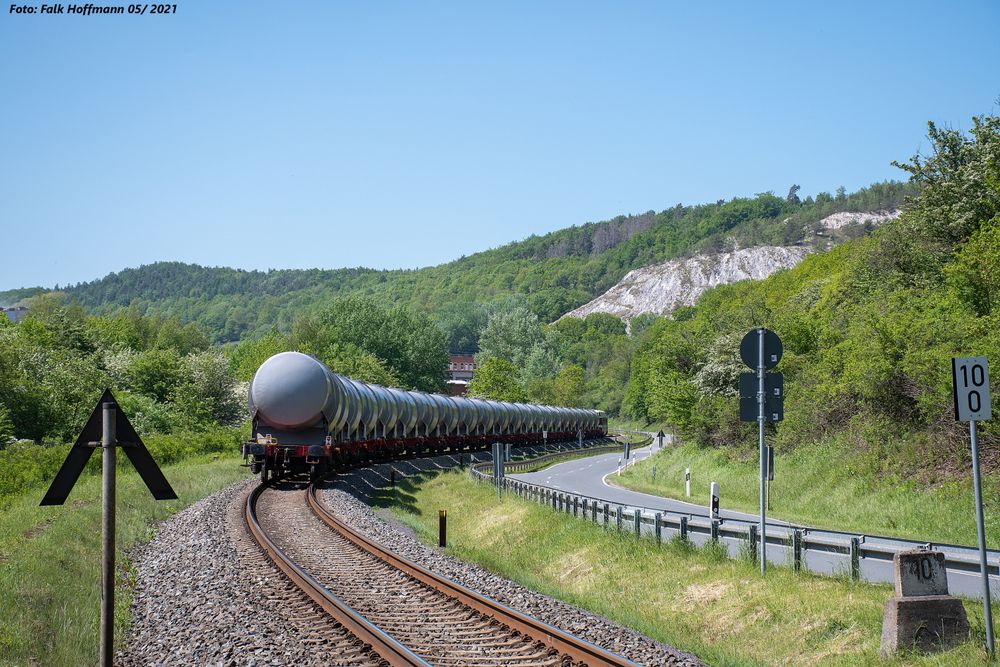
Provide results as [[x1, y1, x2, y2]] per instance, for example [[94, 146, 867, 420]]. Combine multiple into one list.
[[40, 389, 178, 506], [657, 430, 665, 438]]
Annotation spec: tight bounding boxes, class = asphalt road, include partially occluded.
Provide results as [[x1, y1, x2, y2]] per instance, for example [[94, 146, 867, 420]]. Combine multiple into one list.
[[510, 439, 1000, 601]]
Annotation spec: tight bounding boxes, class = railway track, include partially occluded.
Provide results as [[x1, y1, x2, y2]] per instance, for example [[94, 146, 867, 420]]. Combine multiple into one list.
[[245, 475, 640, 667]]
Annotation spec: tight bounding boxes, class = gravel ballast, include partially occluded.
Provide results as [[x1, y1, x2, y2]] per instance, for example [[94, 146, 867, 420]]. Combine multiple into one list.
[[117, 479, 380, 666], [319, 454, 703, 667], [120, 445, 701, 666]]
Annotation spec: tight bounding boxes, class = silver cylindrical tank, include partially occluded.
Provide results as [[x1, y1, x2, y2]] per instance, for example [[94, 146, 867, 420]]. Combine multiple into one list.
[[388, 388, 418, 437], [249, 351, 345, 430]]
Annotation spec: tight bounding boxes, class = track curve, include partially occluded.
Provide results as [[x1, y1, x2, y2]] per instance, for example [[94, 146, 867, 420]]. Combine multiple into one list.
[[246, 475, 640, 666]]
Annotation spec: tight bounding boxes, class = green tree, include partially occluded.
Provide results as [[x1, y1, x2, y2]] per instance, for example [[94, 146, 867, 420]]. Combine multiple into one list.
[[228, 332, 292, 381], [127, 348, 184, 402], [553, 365, 585, 407], [468, 358, 527, 402], [294, 296, 447, 391], [476, 307, 544, 368]]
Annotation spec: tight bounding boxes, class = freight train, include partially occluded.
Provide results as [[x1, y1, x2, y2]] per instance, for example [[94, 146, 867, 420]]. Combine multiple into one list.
[[242, 352, 608, 480]]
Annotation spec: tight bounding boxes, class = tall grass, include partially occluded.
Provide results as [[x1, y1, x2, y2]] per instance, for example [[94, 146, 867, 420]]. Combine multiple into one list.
[[0, 454, 249, 667], [387, 469, 993, 666], [616, 439, 999, 549]]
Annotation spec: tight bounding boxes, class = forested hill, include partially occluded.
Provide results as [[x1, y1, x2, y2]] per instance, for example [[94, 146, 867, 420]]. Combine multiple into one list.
[[5, 182, 910, 342]]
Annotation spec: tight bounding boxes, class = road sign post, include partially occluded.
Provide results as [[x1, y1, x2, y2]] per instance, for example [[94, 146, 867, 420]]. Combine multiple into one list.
[[40, 389, 177, 667], [766, 446, 774, 510], [739, 327, 783, 576], [100, 401, 115, 667], [952, 356, 994, 655], [656, 429, 665, 449]]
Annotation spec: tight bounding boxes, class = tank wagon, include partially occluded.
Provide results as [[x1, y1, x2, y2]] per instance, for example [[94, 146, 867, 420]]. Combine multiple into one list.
[[242, 351, 608, 479]]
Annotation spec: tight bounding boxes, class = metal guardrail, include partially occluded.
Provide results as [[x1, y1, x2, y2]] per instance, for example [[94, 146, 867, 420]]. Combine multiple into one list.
[[471, 447, 1000, 600]]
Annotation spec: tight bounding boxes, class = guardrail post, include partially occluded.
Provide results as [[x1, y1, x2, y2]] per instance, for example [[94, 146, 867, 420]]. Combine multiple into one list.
[[655, 512, 662, 543], [592, 501, 597, 523], [711, 519, 719, 542], [680, 516, 688, 541], [850, 537, 860, 580], [550, 491, 556, 510], [573, 496, 579, 517], [616, 506, 623, 531], [748, 524, 758, 563], [604, 503, 610, 528], [793, 529, 802, 571], [634, 511, 641, 538]]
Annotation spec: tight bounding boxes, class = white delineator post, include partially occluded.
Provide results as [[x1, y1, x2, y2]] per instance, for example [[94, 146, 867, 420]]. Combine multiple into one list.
[[685, 467, 691, 497]]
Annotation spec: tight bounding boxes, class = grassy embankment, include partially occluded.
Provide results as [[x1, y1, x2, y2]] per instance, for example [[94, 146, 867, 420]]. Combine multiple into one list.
[[383, 468, 993, 665], [0, 453, 250, 667], [614, 438, 998, 549]]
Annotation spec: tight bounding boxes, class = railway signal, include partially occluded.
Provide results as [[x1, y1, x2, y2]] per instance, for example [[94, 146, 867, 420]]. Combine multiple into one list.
[[952, 356, 994, 654], [739, 327, 783, 575], [40, 389, 176, 667]]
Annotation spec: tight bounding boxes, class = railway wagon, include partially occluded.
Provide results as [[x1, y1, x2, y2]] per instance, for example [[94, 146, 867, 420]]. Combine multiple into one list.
[[242, 351, 608, 479]]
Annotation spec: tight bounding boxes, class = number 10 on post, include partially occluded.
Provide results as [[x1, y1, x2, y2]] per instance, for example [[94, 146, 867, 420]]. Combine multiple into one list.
[[952, 356, 994, 655]]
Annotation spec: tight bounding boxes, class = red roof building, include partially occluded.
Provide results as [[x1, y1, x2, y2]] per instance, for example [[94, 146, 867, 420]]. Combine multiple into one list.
[[446, 354, 476, 395]]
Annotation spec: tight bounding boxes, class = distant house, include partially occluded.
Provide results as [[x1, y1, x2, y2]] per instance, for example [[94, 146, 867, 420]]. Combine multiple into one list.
[[3, 306, 28, 323], [446, 353, 476, 396]]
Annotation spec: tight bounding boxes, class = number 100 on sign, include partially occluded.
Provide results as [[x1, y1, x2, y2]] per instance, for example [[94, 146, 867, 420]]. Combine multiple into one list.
[[952, 357, 992, 422]]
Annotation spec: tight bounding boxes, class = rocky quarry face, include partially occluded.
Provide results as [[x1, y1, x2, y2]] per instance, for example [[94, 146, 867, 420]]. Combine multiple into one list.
[[563, 245, 810, 323], [562, 209, 898, 324]]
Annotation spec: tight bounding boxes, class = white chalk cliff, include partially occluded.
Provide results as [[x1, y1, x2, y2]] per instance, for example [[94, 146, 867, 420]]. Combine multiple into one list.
[[563, 245, 811, 323]]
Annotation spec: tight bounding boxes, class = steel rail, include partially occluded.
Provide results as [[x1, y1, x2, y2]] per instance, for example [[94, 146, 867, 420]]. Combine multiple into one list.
[[244, 482, 431, 667], [307, 482, 640, 667]]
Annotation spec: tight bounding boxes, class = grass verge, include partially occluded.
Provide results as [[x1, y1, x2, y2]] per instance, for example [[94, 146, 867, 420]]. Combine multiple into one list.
[[384, 468, 994, 666], [0, 453, 250, 667], [614, 440, 999, 549]]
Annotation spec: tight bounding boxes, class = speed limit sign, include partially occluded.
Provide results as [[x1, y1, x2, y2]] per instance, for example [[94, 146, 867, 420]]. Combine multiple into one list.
[[952, 357, 992, 422], [950, 357, 996, 653]]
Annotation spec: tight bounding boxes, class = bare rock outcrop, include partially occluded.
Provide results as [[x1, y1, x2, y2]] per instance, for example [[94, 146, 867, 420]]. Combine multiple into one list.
[[563, 245, 810, 323]]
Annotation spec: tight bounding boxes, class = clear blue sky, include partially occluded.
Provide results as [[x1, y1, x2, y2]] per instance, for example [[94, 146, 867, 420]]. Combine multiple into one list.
[[1, 1, 998, 290]]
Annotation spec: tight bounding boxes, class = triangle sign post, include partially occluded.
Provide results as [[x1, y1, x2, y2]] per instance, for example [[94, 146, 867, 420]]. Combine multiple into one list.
[[40, 389, 176, 667]]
